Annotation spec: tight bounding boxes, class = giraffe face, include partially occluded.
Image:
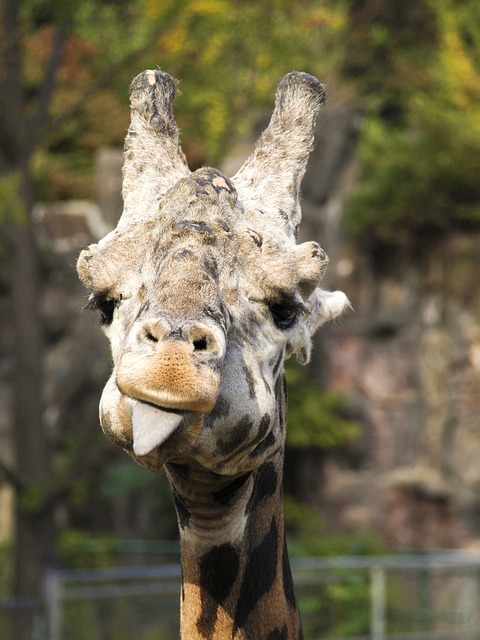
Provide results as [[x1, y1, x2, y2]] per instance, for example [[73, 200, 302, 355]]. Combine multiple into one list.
[[77, 69, 348, 476], [78, 168, 346, 475]]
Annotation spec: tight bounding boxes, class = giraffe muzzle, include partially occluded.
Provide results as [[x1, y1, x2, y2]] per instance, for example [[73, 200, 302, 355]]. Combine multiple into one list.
[[116, 339, 221, 413], [115, 314, 225, 450]]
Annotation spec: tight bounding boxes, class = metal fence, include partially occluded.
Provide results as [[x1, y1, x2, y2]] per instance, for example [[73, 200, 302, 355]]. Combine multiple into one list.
[[292, 554, 480, 640], [3, 553, 480, 640]]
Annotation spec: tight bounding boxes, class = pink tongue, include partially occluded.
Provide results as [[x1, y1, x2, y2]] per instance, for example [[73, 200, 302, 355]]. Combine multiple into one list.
[[132, 402, 184, 456]]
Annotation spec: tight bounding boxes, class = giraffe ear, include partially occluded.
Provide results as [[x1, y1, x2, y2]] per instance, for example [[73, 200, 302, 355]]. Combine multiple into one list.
[[286, 288, 350, 364], [119, 70, 190, 228], [232, 72, 326, 238]]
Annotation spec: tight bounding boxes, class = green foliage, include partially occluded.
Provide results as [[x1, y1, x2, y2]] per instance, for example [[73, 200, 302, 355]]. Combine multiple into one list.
[[282, 356, 382, 637], [284, 495, 388, 558], [320, 576, 372, 638], [343, 0, 480, 241], [101, 461, 154, 500], [12, 0, 349, 203], [0, 173, 27, 225], [12, 0, 480, 246], [130, 0, 348, 163], [19, 478, 60, 515], [346, 115, 480, 242], [9, 0, 480, 241], [284, 496, 390, 638], [285, 361, 360, 449], [101, 462, 178, 540], [298, 573, 372, 638], [58, 528, 116, 569], [61, 597, 179, 640], [0, 539, 13, 596]]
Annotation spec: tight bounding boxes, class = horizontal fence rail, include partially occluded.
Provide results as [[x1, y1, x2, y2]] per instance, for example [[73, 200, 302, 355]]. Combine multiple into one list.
[[4, 552, 480, 639]]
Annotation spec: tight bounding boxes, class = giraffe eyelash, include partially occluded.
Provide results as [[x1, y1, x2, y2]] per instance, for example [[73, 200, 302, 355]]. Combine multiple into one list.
[[84, 293, 119, 326]]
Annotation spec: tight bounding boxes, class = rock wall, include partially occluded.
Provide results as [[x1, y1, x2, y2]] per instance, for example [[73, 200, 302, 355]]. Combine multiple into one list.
[[301, 104, 480, 550]]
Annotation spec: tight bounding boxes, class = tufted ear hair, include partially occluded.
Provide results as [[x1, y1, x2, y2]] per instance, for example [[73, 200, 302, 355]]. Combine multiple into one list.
[[232, 72, 326, 238], [286, 288, 350, 365], [120, 70, 190, 227]]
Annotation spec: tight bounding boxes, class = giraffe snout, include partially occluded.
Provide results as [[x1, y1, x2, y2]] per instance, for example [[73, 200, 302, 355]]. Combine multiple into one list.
[[116, 317, 225, 413]]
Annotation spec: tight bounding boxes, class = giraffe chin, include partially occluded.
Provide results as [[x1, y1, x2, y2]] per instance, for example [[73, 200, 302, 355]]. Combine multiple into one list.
[[131, 401, 185, 456]]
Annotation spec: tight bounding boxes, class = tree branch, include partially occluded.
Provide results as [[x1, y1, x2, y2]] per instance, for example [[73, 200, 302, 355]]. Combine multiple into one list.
[[26, 26, 68, 153], [0, 453, 26, 491], [0, 0, 24, 165]]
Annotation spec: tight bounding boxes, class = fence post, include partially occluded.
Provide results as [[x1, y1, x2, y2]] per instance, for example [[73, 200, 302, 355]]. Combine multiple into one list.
[[44, 569, 63, 640], [464, 569, 479, 640], [370, 565, 386, 640]]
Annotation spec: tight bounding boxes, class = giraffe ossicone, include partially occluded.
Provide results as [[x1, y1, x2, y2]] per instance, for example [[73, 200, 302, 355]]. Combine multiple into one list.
[[78, 69, 349, 639]]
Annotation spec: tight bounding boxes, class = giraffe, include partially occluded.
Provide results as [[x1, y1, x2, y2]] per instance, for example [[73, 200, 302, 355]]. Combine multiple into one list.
[[77, 69, 348, 639]]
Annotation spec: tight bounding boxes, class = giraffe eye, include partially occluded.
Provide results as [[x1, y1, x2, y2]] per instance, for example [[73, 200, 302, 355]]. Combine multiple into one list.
[[85, 293, 118, 326], [268, 297, 305, 331], [273, 311, 297, 329]]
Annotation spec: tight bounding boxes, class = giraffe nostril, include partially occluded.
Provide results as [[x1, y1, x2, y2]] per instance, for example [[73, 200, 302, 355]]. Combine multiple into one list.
[[139, 321, 166, 344], [193, 337, 208, 352], [145, 330, 159, 343], [187, 325, 223, 356]]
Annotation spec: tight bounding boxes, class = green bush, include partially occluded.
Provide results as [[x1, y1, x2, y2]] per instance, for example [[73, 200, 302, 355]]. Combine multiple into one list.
[[342, 0, 480, 243], [58, 529, 116, 569], [285, 361, 360, 449]]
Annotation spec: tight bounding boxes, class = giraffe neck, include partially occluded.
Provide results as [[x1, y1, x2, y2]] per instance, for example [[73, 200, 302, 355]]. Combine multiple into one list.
[[166, 451, 303, 640]]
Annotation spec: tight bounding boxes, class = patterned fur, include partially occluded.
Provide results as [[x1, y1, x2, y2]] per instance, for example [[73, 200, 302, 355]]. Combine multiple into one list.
[[78, 70, 348, 639]]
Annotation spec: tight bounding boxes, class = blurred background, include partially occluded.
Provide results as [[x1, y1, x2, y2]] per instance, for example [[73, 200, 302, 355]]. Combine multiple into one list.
[[1, 0, 480, 638]]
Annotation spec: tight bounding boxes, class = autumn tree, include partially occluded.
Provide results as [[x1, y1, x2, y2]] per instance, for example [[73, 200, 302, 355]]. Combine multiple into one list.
[[0, 2, 347, 633], [1, 0, 63, 612], [0, 4, 158, 636], [342, 0, 480, 242]]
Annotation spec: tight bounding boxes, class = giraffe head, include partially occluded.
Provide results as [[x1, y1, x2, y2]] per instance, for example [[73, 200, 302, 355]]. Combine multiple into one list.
[[77, 70, 348, 475]]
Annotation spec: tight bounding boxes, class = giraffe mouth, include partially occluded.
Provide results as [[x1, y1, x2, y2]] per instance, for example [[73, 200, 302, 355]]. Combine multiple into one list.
[[131, 400, 188, 456]]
